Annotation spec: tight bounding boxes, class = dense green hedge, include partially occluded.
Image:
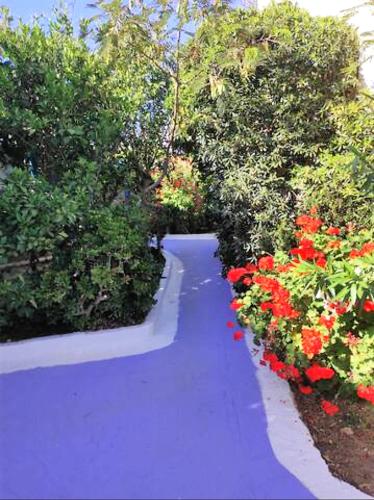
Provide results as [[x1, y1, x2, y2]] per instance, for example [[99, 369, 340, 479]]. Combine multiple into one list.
[[180, 1, 361, 268], [0, 168, 162, 339], [0, 13, 164, 339]]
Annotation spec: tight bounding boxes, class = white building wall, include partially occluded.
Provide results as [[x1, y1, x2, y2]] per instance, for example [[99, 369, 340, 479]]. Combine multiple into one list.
[[257, 0, 374, 88]]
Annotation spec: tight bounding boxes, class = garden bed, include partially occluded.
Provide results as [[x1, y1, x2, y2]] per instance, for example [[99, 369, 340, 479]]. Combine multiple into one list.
[[295, 390, 374, 497], [0, 248, 183, 374], [0, 251, 165, 344]]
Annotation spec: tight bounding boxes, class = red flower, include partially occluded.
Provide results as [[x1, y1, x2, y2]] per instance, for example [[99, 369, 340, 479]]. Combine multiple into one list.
[[270, 360, 286, 373], [253, 275, 280, 293], [349, 249, 362, 259], [327, 240, 341, 249], [263, 351, 278, 364], [260, 302, 273, 312], [363, 299, 374, 312], [357, 385, 374, 405], [319, 315, 335, 330], [258, 256, 274, 271], [290, 239, 325, 262], [362, 242, 374, 254], [316, 257, 327, 268], [296, 215, 323, 234], [299, 385, 313, 395], [326, 227, 340, 236], [276, 286, 289, 301], [284, 364, 301, 380], [271, 302, 299, 319], [299, 238, 314, 248], [243, 277, 252, 286], [321, 400, 340, 416], [277, 263, 295, 273], [255, 277, 299, 319], [227, 267, 248, 283], [230, 299, 243, 311], [226, 321, 235, 328], [245, 263, 258, 273], [271, 362, 300, 380], [306, 364, 335, 383], [302, 328, 323, 357], [350, 242, 374, 259], [233, 330, 245, 341], [309, 206, 318, 215], [329, 302, 348, 315]]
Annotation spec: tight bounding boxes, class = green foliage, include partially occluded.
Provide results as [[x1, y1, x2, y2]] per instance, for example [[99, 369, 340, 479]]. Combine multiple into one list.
[[0, 169, 162, 338], [218, 160, 294, 268], [292, 152, 373, 230], [180, 1, 361, 267], [0, 10, 167, 195], [0, 13, 165, 340], [292, 94, 374, 229], [153, 156, 215, 234]]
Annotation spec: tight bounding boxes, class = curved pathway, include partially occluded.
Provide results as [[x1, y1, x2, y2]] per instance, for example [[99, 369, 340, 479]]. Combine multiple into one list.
[[0, 236, 314, 499]]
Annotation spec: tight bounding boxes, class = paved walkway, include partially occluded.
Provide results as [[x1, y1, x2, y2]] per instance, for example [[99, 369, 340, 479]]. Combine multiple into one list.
[[0, 237, 314, 499]]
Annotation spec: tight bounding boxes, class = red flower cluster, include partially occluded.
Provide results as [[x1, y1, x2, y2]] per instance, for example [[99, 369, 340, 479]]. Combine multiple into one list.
[[277, 262, 295, 273], [302, 328, 323, 358], [262, 352, 300, 380], [230, 298, 243, 311], [290, 238, 325, 262], [277, 364, 301, 380], [357, 385, 374, 405], [319, 315, 335, 330], [258, 256, 274, 271], [329, 302, 348, 316], [363, 299, 374, 312], [327, 240, 341, 249], [305, 364, 335, 383], [227, 267, 248, 283], [255, 276, 299, 319], [316, 257, 327, 268], [321, 400, 340, 416], [253, 275, 280, 293], [326, 227, 340, 236], [349, 242, 374, 259], [245, 263, 258, 273], [295, 215, 323, 234], [299, 385, 313, 395]]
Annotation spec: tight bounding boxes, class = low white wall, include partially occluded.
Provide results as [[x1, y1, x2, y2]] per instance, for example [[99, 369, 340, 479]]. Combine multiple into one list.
[[0, 249, 184, 374]]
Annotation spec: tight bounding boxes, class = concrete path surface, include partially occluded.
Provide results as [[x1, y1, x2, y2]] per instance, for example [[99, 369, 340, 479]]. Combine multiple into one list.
[[0, 236, 314, 499]]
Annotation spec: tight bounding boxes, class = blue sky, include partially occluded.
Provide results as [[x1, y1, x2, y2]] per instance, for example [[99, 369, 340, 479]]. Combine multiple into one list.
[[3, 1, 93, 30]]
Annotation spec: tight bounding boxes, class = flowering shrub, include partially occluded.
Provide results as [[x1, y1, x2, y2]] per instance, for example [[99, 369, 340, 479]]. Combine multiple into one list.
[[180, 2, 360, 267], [152, 156, 214, 234], [227, 211, 374, 413]]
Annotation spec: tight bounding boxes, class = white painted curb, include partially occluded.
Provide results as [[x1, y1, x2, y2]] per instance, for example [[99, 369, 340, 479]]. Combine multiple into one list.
[[244, 332, 373, 500], [0, 250, 184, 374], [228, 282, 372, 500]]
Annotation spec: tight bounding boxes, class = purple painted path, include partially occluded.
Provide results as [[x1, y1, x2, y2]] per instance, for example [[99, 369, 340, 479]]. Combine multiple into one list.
[[0, 237, 314, 499]]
